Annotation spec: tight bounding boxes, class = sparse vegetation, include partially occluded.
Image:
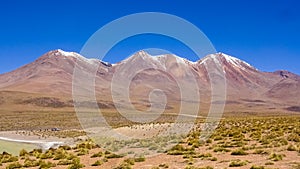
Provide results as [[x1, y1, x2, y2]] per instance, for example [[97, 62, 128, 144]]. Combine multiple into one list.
[[229, 159, 248, 167], [268, 153, 285, 161], [0, 116, 299, 168], [6, 162, 22, 169], [91, 160, 104, 166], [39, 160, 56, 169], [250, 165, 265, 169], [230, 149, 248, 155]]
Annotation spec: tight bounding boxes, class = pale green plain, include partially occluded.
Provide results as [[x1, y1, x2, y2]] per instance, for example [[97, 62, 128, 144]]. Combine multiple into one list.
[[0, 140, 38, 155]]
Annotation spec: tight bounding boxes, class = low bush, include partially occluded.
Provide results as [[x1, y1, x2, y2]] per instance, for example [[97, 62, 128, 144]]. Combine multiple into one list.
[[39, 160, 56, 169], [19, 149, 29, 157], [67, 158, 85, 169], [91, 151, 102, 158], [23, 158, 39, 167], [134, 156, 145, 162], [231, 149, 248, 155], [213, 147, 230, 152], [6, 162, 22, 169], [287, 144, 297, 151], [269, 153, 284, 161], [229, 160, 248, 167], [123, 158, 135, 165], [91, 160, 104, 166], [250, 165, 265, 169], [105, 153, 124, 159], [113, 162, 132, 169]]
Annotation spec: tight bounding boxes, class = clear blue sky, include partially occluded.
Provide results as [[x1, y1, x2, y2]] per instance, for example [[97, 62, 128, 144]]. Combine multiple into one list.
[[0, 0, 299, 74]]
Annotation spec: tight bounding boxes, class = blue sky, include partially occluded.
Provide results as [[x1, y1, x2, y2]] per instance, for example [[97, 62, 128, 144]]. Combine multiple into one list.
[[0, 0, 299, 74]]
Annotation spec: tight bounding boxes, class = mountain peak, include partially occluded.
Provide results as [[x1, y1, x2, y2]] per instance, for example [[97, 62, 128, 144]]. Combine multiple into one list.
[[41, 49, 102, 66], [49, 49, 84, 59], [136, 50, 150, 56], [198, 52, 257, 71], [56, 49, 77, 56], [220, 52, 257, 71], [122, 50, 195, 66]]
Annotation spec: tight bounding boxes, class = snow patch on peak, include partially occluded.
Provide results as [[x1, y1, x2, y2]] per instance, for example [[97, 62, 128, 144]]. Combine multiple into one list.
[[151, 54, 165, 63], [137, 50, 149, 56], [220, 52, 244, 68], [174, 55, 188, 64], [121, 50, 149, 63], [199, 53, 221, 65], [57, 49, 75, 57], [121, 50, 196, 67], [199, 52, 257, 71], [152, 53, 196, 65], [54, 49, 100, 65], [218, 52, 257, 70]]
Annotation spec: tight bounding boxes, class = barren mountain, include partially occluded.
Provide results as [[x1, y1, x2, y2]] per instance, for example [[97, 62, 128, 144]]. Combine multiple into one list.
[[0, 49, 299, 113]]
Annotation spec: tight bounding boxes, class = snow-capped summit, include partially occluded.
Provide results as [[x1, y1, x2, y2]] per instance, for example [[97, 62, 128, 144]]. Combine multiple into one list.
[[51, 49, 100, 65], [121, 50, 195, 67], [199, 52, 257, 71], [218, 52, 257, 70]]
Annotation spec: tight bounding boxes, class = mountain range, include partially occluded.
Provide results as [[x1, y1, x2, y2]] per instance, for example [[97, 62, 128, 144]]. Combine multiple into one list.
[[0, 49, 299, 114]]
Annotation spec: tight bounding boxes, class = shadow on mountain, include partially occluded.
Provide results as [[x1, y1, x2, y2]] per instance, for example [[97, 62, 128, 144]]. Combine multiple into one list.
[[286, 106, 300, 112]]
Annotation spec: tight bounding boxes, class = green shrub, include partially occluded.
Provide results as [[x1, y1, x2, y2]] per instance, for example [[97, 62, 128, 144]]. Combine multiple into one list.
[[151, 167, 160, 169], [76, 148, 89, 156], [229, 160, 247, 167], [287, 133, 300, 142], [265, 161, 274, 165], [1, 155, 18, 163], [250, 165, 265, 169], [59, 145, 72, 150], [210, 157, 218, 161], [29, 149, 43, 158], [185, 153, 212, 159], [66, 153, 77, 160], [113, 162, 132, 169], [67, 158, 85, 169], [53, 149, 67, 160], [167, 150, 185, 155], [91, 151, 102, 158], [231, 149, 248, 155], [134, 156, 145, 162], [172, 149, 195, 155], [105, 153, 124, 159], [6, 162, 22, 169], [158, 163, 169, 168], [253, 149, 269, 155], [39, 160, 56, 169], [19, 149, 29, 157], [57, 159, 73, 165], [269, 153, 284, 161], [200, 167, 213, 169], [206, 139, 212, 143], [23, 158, 39, 167], [124, 158, 135, 165], [39, 152, 53, 159], [91, 160, 104, 166], [213, 147, 230, 152], [185, 166, 213, 169], [287, 145, 297, 151], [214, 136, 223, 141], [76, 140, 96, 150]]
